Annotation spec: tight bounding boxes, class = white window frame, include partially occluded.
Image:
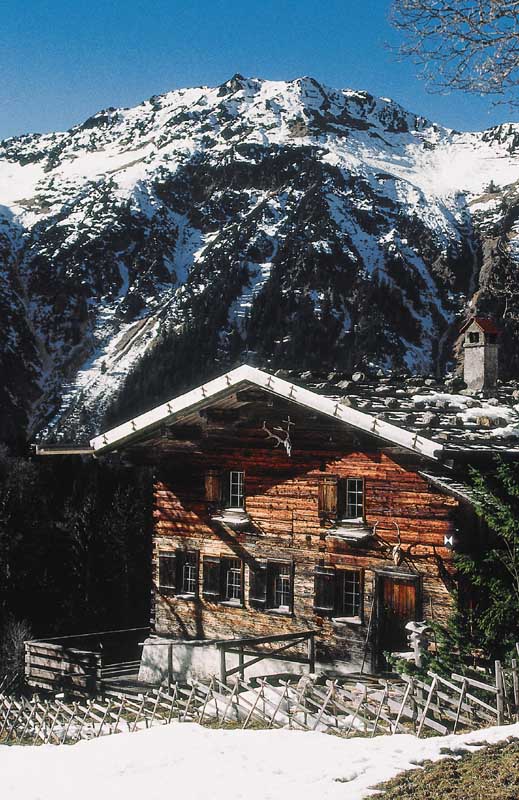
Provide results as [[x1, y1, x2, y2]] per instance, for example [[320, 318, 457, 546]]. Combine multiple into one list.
[[225, 558, 242, 602], [181, 552, 197, 595], [228, 470, 245, 509], [333, 569, 362, 622], [345, 478, 364, 520], [272, 563, 292, 610]]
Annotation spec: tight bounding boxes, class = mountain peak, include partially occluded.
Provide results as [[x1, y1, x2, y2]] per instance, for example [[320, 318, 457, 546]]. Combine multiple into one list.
[[1, 77, 519, 446]]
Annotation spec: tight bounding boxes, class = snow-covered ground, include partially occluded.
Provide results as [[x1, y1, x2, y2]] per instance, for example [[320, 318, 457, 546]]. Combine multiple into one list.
[[2, 720, 519, 800]]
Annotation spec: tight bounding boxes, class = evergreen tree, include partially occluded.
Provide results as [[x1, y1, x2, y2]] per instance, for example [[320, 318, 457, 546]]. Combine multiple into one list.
[[455, 460, 519, 661]]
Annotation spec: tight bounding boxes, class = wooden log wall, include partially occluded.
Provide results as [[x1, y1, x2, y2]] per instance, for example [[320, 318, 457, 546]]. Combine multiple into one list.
[[143, 397, 459, 672]]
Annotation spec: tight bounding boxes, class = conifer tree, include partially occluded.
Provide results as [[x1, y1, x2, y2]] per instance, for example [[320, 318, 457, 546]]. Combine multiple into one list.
[[455, 460, 519, 660]]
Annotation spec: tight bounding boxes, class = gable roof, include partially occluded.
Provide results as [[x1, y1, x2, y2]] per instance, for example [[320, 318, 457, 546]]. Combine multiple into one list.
[[90, 364, 445, 460], [460, 317, 501, 336]]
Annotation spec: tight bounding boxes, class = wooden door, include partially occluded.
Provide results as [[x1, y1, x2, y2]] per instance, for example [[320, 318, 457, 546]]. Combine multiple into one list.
[[377, 576, 418, 666]]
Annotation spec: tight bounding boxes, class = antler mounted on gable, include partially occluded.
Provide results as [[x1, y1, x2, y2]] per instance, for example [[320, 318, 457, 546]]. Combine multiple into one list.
[[262, 416, 294, 457]]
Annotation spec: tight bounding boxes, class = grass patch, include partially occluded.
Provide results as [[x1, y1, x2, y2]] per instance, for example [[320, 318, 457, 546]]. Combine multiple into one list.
[[199, 718, 271, 731], [374, 738, 519, 800]]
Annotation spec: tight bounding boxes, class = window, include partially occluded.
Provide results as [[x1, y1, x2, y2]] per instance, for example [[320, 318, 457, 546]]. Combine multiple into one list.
[[314, 565, 363, 620], [229, 471, 244, 509], [158, 550, 199, 597], [202, 556, 244, 604], [249, 561, 294, 612], [318, 476, 365, 520], [337, 570, 362, 617], [345, 479, 364, 520], [181, 552, 198, 595], [469, 331, 480, 344], [273, 563, 292, 609], [225, 558, 243, 602], [205, 469, 246, 509]]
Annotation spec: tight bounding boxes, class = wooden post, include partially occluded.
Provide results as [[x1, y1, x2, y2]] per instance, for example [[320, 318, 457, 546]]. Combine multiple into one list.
[[167, 643, 173, 687], [408, 677, 417, 731], [495, 660, 504, 725], [360, 595, 376, 675], [239, 647, 245, 680], [220, 645, 227, 686], [417, 676, 437, 738], [308, 633, 316, 674], [512, 659, 519, 721], [453, 679, 467, 734]]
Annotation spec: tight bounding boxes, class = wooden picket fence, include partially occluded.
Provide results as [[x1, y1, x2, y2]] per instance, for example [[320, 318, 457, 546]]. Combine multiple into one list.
[[0, 661, 515, 746]]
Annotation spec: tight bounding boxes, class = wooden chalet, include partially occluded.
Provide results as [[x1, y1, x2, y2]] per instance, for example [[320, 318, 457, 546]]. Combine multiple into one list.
[[77, 363, 519, 676]]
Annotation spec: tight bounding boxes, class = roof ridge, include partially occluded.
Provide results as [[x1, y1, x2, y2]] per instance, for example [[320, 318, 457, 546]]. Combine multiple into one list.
[[90, 364, 444, 461]]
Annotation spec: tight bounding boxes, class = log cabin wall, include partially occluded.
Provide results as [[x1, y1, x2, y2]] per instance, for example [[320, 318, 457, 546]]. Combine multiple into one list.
[[144, 397, 459, 672]]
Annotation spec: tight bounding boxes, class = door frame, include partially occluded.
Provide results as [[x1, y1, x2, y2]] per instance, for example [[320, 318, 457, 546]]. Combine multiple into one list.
[[373, 569, 422, 671]]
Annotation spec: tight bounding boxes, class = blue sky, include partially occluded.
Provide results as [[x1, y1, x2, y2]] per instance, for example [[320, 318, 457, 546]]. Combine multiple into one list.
[[0, 0, 515, 140]]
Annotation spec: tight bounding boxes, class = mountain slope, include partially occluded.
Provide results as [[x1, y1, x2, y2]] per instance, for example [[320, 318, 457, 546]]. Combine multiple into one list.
[[1, 75, 519, 444]]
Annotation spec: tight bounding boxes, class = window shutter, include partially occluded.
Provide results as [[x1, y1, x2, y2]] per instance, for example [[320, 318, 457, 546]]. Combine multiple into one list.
[[220, 556, 230, 599], [175, 550, 186, 591], [266, 561, 276, 609], [318, 476, 338, 517], [314, 566, 336, 616], [202, 556, 221, 599], [221, 472, 231, 508], [158, 552, 176, 593], [205, 470, 222, 503], [249, 564, 268, 610]]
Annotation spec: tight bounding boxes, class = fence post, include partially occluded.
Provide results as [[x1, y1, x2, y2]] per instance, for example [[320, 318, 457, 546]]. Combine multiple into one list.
[[220, 645, 227, 686], [495, 660, 504, 725], [239, 647, 245, 680], [167, 643, 173, 687], [308, 633, 316, 674], [512, 659, 519, 721]]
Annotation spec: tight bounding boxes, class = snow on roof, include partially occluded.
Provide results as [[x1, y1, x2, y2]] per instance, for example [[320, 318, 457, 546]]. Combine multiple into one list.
[[90, 364, 444, 460]]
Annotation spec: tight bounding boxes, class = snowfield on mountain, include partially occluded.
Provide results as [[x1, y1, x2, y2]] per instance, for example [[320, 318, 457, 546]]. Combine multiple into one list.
[[2, 75, 519, 444], [2, 719, 519, 800]]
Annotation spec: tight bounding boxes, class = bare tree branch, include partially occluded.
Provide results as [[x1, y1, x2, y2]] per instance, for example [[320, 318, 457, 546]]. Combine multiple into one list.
[[390, 0, 519, 103]]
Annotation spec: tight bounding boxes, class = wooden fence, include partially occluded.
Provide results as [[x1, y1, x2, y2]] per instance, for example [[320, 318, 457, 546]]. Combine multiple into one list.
[[25, 627, 149, 694], [217, 629, 316, 684], [25, 642, 102, 694], [1, 661, 515, 746]]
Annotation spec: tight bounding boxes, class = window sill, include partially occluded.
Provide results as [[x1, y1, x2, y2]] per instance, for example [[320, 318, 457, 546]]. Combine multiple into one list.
[[265, 607, 293, 617], [218, 600, 244, 608], [332, 616, 363, 626], [175, 593, 197, 601], [211, 509, 251, 526]]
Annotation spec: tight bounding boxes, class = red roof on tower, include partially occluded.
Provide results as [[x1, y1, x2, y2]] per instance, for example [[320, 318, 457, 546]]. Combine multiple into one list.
[[460, 317, 500, 336]]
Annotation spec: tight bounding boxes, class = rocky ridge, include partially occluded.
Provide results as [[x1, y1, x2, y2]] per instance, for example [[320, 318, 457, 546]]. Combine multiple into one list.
[[1, 75, 519, 445]]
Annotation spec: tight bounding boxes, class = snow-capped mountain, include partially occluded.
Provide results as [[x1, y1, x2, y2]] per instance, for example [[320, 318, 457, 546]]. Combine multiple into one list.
[[1, 74, 519, 445]]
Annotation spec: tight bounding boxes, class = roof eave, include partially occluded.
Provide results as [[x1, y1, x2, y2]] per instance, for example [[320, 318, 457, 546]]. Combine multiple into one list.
[[90, 365, 444, 461]]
